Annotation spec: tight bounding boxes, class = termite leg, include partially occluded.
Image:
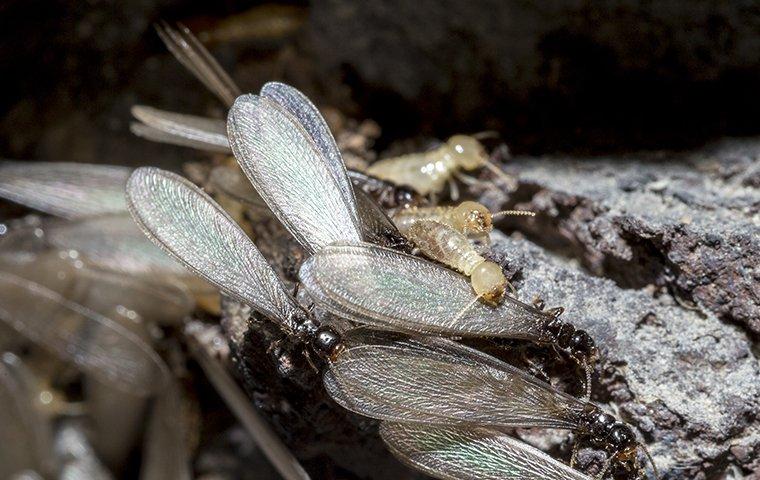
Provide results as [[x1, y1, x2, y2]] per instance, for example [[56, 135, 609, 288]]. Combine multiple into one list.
[[267, 338, 284, 356], [520, 353, 551, 384], [532, 297, 546, 310], [570, 442, 580, 468], [447, 177, 460, 201], [303, 347, 319, 374]]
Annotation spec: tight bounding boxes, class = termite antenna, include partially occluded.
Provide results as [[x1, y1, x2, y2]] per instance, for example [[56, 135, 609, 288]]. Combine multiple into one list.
[[481, 159, 517, 190], [472, 130, 501, 140], [491, 209, 536, 219], [595, 455, 614, 480], [581, 359, 592, 402], [641, 444, 660, 480]]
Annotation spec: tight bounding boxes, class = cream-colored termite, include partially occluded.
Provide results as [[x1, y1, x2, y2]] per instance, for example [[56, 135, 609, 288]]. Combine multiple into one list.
[[366, 134, 515, 200], [393, 200, 535, 243], [404, 219, 511, 304]]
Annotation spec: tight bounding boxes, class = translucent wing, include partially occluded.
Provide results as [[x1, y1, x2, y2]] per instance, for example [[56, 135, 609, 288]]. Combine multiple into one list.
[[207, 165, 269, 211], [28, 214, 190, 278], [380, 423, 592, 480], [0, 161, 130, 219], [131, 106, 231, 153], [260, 82, 357, 214], [228, 94, 362, 254], [353, 188, 410, 250], [300, 243, 552, 339], [324, 329, 584, 428], [140, 380, 192, 480], [0, 252, 193, 327], [126, 167, 300, 328], [0, 353, 56, 478], [0, 271, 165, 395], [156, 21, 241, 107]]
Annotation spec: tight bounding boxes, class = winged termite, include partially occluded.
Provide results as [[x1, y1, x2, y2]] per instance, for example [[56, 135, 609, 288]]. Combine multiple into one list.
[[299, 243, 597, 370], [0, 270, 167, 396], [380, 422, 593, 480], [0, 161, 130, 219], [123, 167, 645, 478], [155, 21, 241, 107], [366, 135, 516, 199], [226, 84, 597, 374], [130, 106, 230, 153], [185, 321, 312, 480], [0, 353, 57, 479], [323, 329, 657, 479]]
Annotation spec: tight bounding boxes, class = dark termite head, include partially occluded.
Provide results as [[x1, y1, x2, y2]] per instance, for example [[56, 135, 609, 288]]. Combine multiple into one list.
[[393, 184, 421, 209], [311, 325, 344, 361], [578, 405, 658, 479]]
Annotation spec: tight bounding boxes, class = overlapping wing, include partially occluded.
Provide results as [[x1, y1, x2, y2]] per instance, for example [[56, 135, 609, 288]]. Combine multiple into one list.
[[131, 106, 231, 153], [260, 82, 357, 215], [0, 271, 166, 395], [380, 423, 592, 480], [0, 353, 56, 478], [300, 243, 552, 339], [0, 161, 130, 219], [228, 94, 362, 253], [156, 21, 241, 107], [126, 167, 300, 328], [324, 329, 584, 429]]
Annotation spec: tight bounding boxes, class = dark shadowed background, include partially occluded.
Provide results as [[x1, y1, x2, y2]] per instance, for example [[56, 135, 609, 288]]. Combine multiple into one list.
[[2, 0, 759, 167]]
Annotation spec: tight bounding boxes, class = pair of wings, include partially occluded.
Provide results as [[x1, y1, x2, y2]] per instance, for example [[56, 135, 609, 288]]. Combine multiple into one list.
[[324, 328, 585, 430], [381, 422, 592, 480], [129, 80, 557, 342]]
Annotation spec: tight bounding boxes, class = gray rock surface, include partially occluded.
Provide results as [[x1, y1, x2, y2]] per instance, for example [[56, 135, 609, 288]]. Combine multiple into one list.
[[485, 137, 759, 335], [490, 231, 760, 478]]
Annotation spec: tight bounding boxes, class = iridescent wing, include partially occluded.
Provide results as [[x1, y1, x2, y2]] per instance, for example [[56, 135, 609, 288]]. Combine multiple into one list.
[[156, 21, 241, 107], [0, 271, 166, 395], [131, 106, 231, 153], [380, 422, 592, 480], [0, 161, 130, 219], [300, 243, 552, 339], [260, 82, 357, 214], [228, 93, 362, 254], [324, 329, 584, 429], [126, 167, 300, 329]]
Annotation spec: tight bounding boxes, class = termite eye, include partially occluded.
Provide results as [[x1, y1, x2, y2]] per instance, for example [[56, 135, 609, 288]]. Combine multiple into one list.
[[447, 135, 488, 170]]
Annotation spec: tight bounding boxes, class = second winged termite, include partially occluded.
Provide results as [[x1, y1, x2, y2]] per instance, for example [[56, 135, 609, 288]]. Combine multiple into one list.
[[366, 134, 516, 200], [324, 329, 658, 480]]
